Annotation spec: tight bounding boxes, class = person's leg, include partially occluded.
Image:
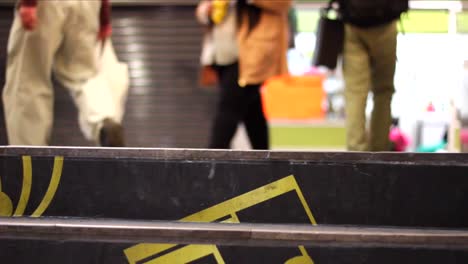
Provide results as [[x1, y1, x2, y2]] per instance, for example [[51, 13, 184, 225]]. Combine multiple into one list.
[[343, 24, 372, 151], [208, 63, 243, 149], [53, 0, 101, 87], [243, 84, 269, 150], [367, 22, 397, 151], [2, 1, 65, 145], [53, 1, 124, 146]]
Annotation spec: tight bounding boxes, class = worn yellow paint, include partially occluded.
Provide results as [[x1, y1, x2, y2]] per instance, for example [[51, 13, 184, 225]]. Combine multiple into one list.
[[125, 175, 317, 264], [144, 245, 225, 264], [0, 156, 64, 218], [0, 170, 12, 216], [0, 192, 13, 217], [125, 243, 177, 264], [286, 251, 314, 264], [228, 212, 240, 223], [125, 214, 240, 263], [31, 156, 64, 217], [181, 175, 315, 223], [299, 246, 311, 258], [13, 156, 33, 216], [295, 182, 317, 225]]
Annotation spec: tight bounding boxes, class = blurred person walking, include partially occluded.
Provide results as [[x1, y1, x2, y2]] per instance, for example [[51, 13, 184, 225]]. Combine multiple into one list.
[[337, 0, 408, 151], [3, 0, 127, 147], [197, 0, 291, 150]]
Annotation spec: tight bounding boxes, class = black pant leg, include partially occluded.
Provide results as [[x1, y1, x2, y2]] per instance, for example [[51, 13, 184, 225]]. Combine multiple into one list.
[[243, 84, 269, 150], [208, 63, 243, 149]]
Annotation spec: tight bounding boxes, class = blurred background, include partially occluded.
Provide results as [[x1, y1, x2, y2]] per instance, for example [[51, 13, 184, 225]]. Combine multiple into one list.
[[0, 0, 467, 151]]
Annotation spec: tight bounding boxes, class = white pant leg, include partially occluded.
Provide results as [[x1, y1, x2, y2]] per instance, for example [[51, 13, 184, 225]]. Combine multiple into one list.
[[2, 1, 67, 145], [53, 0, 118, 143]]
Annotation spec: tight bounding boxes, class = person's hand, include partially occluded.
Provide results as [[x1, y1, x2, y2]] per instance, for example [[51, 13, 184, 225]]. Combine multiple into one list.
[[196, 1, 213, 24], [98, 24, 112, 40], [19, 6, 37, 30]]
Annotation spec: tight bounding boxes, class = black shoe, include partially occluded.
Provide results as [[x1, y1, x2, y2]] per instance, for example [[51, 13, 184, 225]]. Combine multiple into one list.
[[99, 118, 125, 147]]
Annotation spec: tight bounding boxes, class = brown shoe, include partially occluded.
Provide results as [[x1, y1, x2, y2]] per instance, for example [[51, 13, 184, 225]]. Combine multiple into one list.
[[99, 118, 125, 147]]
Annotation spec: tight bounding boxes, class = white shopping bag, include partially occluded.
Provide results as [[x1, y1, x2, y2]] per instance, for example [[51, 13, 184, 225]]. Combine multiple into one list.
[[78, 39, 129, 142], [100, 39, 129, 123]]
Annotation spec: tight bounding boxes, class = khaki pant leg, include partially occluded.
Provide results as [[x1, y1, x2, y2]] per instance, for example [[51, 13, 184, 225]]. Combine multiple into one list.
[[53, 0, 115, 143], [2, 1, 66, 145], [367, 22, 397, 151], [343, 25, 371, 151]]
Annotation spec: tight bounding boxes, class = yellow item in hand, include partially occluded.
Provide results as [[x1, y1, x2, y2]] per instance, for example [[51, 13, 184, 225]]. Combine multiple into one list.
[[211, 0, 229, 25]]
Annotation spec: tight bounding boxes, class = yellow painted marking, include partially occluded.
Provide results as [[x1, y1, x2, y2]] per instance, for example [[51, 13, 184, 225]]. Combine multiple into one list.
[[0, 192, 13, 217], [181, 175, 311, 223], [212, 247, 226, 264], [126, 215, 241, 263], [124, 175, 317, 264], [144, 245, 225, 264], [285, 247, 315, 264], [299, 246, 311, 258], [31, 156, 64, 217], [0, 163, 13, 216], [295, 183, 317, 226], [125, 244, 176, 264], [228, 212, 240, 223], [13, 156, 33, 216]]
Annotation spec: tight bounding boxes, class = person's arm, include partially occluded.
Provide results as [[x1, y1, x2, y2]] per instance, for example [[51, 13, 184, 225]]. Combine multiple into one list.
[[21, 0, 37, 7], [19, 0, 38, 30], [248, 0, 291, 14], [99, 0, 112, 40]]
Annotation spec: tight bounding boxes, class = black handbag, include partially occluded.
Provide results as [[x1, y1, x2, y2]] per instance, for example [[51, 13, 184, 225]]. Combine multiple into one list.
[[312, 0, 344, 70]]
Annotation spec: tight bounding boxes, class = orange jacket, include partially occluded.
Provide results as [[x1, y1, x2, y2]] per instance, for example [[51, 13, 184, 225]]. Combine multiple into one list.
[[237, 0, 291, 86]]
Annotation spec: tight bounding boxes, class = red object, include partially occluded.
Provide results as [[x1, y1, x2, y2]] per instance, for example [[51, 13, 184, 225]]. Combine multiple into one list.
[[426, 102, 435, 112], [389, 127, 410, 152], [98, 24, 112, 40], [19, 6, 37, 30], [21, 0, 36, 7], [100, 0, 112, 38], [461, 129, 468, 144], [20, 0, 111, 35]]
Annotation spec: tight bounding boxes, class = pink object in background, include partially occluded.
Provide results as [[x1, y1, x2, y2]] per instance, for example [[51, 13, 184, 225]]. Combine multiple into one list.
[[461, 129, 468, 144], [426, 102, 435, 112], [460, 129, 468, 153], [304, 67, 323, 76], [389, 127, 410, 152]]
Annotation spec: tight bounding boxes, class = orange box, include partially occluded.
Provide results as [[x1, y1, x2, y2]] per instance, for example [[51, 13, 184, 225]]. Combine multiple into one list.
[[261, 75, 326, 120]]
